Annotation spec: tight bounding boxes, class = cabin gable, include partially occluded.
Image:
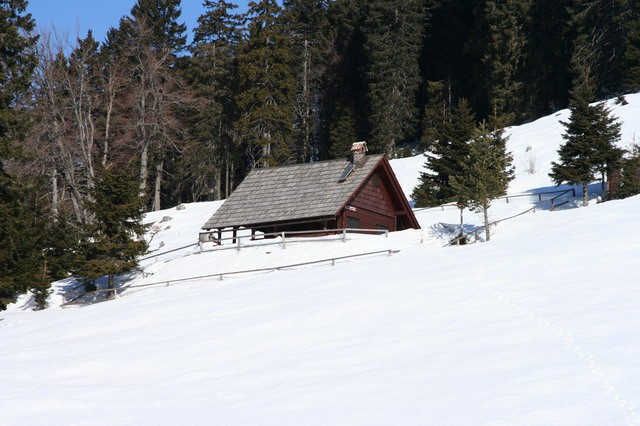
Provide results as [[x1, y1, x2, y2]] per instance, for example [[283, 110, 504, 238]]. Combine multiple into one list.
[[340, 170, 397, 231], [335, 156, 419, 232]]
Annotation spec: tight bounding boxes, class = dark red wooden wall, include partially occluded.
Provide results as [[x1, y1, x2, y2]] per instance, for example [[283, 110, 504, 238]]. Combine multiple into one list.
[[339, 171, 397, 231]]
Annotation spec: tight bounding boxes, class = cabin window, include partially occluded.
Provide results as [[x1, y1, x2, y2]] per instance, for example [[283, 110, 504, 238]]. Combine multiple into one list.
[[347, 216, 360, 229]]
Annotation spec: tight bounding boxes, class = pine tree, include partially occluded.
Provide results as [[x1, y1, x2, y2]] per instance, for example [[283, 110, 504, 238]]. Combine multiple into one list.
[[420, 80, 449, 152], [0, 0, 38, 159], [423, 0, 480, 114], [131, 0, 187, 53], [451, 121, 514, 241], [412, 97, 476, 233], [283, 0, 329, 162], [616, 144, 640, 199], [623, 1, 640, 91], [183, 0, 242, 201], [550, 98, 622, 206], [235, 0, 296, 167], [0, 1, 48, 310], [522, 0, 572, 117], [568, 0, 627, 99], [328, 101, 358, 159], [0, 173, 51, 310], [76, 167, 148, 298], [323, 0, 367, 159], [482, 0, 529, 123], [42, 216, 83, 282], [361, 0, 426, 156], [590, 103, 624, 201]]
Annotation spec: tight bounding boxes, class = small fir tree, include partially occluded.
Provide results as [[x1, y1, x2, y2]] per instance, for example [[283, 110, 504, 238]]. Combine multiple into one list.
[[616, 144, 640, 199], [412, 98, 476, 214], [550, 97, 622, 206], [451, 121, 514, 242], [0, 173, 52, 310], [77, 167, 148, 298]]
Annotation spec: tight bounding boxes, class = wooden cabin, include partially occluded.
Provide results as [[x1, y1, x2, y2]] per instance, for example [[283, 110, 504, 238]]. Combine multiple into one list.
[[201, 142, 420, 240]]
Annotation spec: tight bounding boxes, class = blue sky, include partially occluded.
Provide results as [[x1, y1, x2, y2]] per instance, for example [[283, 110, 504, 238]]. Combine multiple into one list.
[[27, 0, 251, 44]]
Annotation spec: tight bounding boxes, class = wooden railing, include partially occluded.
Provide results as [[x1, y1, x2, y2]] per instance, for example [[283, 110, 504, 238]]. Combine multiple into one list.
[[139, 227, 389, 264], [444, 188, 577, 246], [61, 249, 399, 307], [414, 188, 577, 212]]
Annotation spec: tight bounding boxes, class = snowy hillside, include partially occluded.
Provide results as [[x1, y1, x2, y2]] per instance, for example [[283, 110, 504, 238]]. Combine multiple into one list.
[[2, 96, 640, 425]]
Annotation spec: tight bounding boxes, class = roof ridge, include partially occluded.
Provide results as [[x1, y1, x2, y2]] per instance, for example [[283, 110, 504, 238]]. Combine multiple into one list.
[[251, 157, 349, 172]]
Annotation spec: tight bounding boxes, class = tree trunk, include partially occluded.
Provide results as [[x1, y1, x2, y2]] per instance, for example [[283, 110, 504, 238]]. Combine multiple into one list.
[[601, 171, 606, 202], [582, 181, 588, 206], [107, 274, 115, 299], [225, 159, 230, 199], [484, 206, 490, 242], [153, 159, 163, 211], [51, 169, 59, 220], [301, 39, 311, 162], [458, 206, 464, 245], [103, 68, 116, 167], [139, 142, 149, 198], [215, 167, 222, 200]]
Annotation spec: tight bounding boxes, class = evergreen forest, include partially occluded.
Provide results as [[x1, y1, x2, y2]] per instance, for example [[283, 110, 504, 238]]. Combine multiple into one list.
[[2, 0, 640, 308]]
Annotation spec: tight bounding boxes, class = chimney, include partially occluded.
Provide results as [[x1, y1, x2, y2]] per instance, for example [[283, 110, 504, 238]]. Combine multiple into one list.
[[351, 141, 368, 165]]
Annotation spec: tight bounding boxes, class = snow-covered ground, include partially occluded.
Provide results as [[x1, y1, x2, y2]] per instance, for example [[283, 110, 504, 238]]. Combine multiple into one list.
[[2, 95, 640, 425]]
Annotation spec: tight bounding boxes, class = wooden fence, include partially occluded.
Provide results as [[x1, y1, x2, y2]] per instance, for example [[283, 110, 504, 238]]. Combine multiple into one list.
[[444, 188, 576, 246], [140, 227, 389, 264], [62, 249, 399, 308], [414, 188, 577, 212]]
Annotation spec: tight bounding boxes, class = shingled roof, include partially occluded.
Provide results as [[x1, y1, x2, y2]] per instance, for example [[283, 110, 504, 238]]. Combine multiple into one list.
[[202, 154, 385, 230]]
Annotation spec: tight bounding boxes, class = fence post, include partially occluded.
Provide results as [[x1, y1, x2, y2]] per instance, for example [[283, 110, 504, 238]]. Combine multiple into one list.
[[236, 237, 241, 252], [506, 196, 509, 203], [281, 232, 286, 249], [343, 228, 347, 242], [332, 259, 335, 266], [385, 230, 389, 238]]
